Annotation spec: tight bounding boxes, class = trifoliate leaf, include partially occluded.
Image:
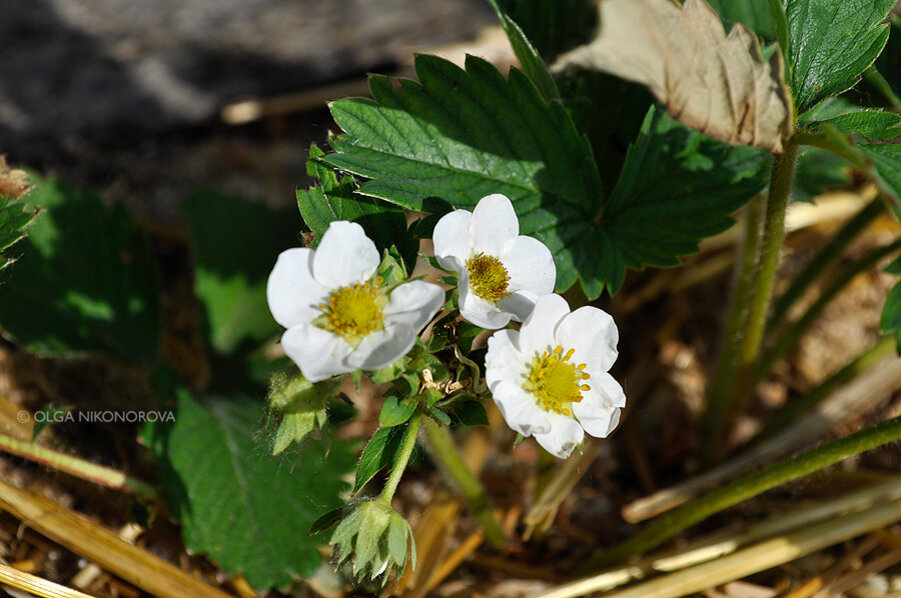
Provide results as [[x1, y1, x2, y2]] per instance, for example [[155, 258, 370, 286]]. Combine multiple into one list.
[[298, 145, 417, 271], [322, 54, 604, 294], [0, 177, 159, 364], [158, 388, 353, 590], [183, 191, 299, 356], [787, 0, 895, 115], [552, 0, 792, 153], [596, 106, 772, 294]]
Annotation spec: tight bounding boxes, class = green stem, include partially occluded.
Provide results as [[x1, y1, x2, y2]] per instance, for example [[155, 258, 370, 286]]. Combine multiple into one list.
[[379, 410, 422, 504], [705, 139, 800, 457], [585, 414, 901, 570], [863, 65, 901, 111], [421, 417, 507, 549], [767, 199, 884, 334], [702, 193, 766, 448], [0, 432, 159, 500], [762, 336, 896, 438], [758, 238, 901, 380]]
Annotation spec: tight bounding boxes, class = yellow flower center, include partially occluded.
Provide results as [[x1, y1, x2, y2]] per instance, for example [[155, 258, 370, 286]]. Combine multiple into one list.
[[466, 253, 510, 303], [317, 279, 387, 347], [523, 346, 590, 416]]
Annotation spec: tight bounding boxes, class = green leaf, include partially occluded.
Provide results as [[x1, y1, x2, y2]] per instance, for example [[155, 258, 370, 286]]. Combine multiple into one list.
[[158, 388, 353, 589], [813, 110, 901, 212], [495, 0, 598, 61], [788, 0, 895, 115], [379, 395, 417, 427], [322, 54, 604, 295], [448, 400, 489, 426], [0, 166, 38, 271], [486, 0, 560, 101], [597, 106, 772, 294], [792, 146, 853, 202], [707, 0, 775, 39], [0, 178, 160, 363], [354, 425, 404, 493], [298, 145, 417, 271], [183, 191, 299, 356]]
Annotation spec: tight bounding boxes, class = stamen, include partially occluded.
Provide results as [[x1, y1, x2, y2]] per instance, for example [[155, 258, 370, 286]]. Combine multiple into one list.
[[522, 345, 591, 417], [465, 253, 510, 303], [315, 280, 387, 347]]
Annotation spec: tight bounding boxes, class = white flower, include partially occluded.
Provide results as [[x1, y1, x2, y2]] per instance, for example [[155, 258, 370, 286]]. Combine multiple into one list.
[[267, 221, 444, 382], [485, 294, 625, 458], [432, 193, 556, 329]]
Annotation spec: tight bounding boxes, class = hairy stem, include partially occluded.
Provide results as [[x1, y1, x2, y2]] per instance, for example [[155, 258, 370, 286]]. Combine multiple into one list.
[[0, 432, 158, 500], [421, 417, 507, 549], [586, 414, 901, 570], [702, 193, 766, 448], [379, 410, 422, 504]]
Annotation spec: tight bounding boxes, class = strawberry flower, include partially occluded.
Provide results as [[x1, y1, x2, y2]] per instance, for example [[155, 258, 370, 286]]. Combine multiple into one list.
[[432, 194, 556, 329], [267, 221, 444, 382], [485, 294, 625, 458]]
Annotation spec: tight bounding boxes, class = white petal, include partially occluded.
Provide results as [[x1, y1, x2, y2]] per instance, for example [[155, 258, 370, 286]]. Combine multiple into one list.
[[312, 221, 380, 288], [469, 194, 518, 255], [267, 248, 329, 328], [497, 290, 539, 322], [501, 235, 556, 297], [517, 294, 571, 356], [346, 324, 417, 371], [532, 412, 584, 459], [555, 306, 619, 372], [432, 209, 472, 271], [458, 270, 512, 329], [485, 329, 527, 391], [384, 280, 444, 331], [281, 324, 353, 382], [491, 381, 552, 436], [573, 372, 626, 438]]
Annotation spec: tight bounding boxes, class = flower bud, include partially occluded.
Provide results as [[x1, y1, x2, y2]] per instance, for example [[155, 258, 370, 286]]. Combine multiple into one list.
[[330, 499, 416, 583]]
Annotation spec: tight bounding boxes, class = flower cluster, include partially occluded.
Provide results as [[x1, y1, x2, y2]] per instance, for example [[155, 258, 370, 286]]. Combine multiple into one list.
[[267, 195, 626, 459]]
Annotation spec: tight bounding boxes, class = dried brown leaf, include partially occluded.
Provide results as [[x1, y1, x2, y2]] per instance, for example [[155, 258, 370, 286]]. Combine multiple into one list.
[[0, 156, 33, 200], [552, 0, 792, 153]]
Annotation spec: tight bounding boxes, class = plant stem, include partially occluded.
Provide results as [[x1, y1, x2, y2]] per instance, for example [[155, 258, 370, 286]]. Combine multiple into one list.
[[585, 414, 901, 570], [705, 138, 800, 457], [758, 238, 901, 380], [702, 193, 766, 448], [767, 198, 883, 333], [0, 432, 159, 500], [421, 417, 507, 549], [379, 410, 422, 504], [863, 65, 901, 110]]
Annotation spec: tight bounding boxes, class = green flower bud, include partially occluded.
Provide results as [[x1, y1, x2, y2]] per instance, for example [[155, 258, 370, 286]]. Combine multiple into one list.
[[267, 372, 332, 454], [330, 499, 416, 584]]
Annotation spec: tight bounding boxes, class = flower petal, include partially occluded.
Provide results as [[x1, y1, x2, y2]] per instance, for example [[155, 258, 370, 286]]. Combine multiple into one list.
[[485, 329, 527, 391], [267, 248, 329, 328], [555, 306, 619, 372], [532, 412, 584, 458], [491, 381, 551, 436], [384, 280, 444, 331], [281, 323, 353, 382], [573, 372, 626, 438], [312, 221, 380, 288], [497, 290, 539, 322], [517, 294, 571, 355], [502, 235, 556, 297], [469, 194, 519, 255], [432, 209, 472, 272], [346, 324, 417, 371], [459, 270, 513, 329]]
